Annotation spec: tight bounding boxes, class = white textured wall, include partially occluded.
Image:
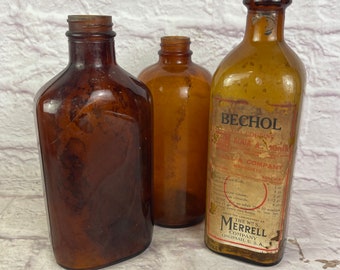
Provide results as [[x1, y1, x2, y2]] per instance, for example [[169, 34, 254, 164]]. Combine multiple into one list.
[[0, 0, 339, 269]]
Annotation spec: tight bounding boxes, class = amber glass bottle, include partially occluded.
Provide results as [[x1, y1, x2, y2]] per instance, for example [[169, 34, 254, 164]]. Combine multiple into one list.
[[35, 15, 153, 270], [205, 0, 305, 265], [139, 36, 211, 227]]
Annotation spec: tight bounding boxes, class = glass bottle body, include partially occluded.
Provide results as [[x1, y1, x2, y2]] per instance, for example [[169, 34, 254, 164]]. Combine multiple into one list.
[[205, 1, 305, 265], [139, 36, 211, 227], [35, 16, 153, 270]]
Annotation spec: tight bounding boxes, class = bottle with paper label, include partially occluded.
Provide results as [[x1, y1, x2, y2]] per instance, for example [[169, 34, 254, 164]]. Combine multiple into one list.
[[204, 0, 305, 265]]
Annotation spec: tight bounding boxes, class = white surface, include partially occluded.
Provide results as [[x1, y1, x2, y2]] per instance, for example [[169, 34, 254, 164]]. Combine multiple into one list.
[[0, 0, 339, 269], [0, 194, 337, 270]]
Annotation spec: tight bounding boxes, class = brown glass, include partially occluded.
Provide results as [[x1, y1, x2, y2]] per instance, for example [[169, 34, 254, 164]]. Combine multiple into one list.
[[35, 15, 153, 270], [205, 0, 305, 266], [138, 36, 211, 227]]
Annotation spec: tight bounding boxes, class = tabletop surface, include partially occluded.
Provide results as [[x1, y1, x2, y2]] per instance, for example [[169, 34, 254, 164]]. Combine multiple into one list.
[[0, 188, 339, 270]]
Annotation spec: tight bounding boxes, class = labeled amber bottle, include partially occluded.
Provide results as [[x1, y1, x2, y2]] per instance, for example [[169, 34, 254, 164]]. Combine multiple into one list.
[[205, 0, 305, 265], [139, 36, 211, 227], [35, 15, 153, 270]]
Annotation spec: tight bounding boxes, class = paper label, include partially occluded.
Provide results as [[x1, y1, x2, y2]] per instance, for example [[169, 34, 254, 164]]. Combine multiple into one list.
[[206, 97, 297, 253]]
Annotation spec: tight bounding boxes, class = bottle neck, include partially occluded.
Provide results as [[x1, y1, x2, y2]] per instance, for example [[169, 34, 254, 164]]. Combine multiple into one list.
[[243, 7, 286, 43], [66, 15, 116, 68], [68, 37, 116, 68], [158, 36, 192, 65]]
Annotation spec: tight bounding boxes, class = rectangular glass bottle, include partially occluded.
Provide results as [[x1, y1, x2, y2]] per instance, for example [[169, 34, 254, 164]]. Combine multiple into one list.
[[205, 0, 305, 265], [35, 15, 153, 270]]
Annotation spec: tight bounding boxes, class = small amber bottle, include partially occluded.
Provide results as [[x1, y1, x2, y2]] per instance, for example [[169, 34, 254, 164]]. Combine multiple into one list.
[[138, 36, 211, 227], [205, 0, 305, 266], [35, 15, 153, 270]]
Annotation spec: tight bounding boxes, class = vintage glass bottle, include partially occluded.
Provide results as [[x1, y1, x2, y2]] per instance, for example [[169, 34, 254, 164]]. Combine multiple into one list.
[[138, 36, 211, 227], [205, 0, 305, 265], [35, 15, 153, 270]]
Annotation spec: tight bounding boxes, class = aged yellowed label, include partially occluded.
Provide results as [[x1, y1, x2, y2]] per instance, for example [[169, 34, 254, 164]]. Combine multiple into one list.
[[206, 96, 297, 253]]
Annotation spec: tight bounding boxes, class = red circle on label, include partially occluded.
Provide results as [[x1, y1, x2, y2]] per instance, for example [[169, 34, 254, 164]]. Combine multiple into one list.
[[224, 176, 268, 211]]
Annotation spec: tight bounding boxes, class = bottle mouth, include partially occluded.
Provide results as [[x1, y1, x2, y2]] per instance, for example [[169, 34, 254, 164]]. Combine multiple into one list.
[[66, 15, 116, 37], [161, 36, 190, 44], [159, 36, 192, 55], [243, 0, 291, 6]]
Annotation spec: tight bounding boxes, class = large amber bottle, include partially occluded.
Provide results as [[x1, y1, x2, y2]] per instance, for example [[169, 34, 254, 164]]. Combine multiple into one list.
[[139, 36, 211, 227], [35, 15, 153, 270], [205, 0, 305, 265]]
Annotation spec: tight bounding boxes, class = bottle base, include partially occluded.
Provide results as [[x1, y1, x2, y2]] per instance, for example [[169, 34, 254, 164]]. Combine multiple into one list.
[[155, 215, 204, 228], [205, 236, 283, 266], [56, 240, 152, 270]]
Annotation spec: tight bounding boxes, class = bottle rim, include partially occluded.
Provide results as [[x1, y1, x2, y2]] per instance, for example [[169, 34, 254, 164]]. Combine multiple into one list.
[[161, 36, 191, 44], [159, 36, 192, 56], [243, 0, 291, 5], [66, 15, 116, 37]]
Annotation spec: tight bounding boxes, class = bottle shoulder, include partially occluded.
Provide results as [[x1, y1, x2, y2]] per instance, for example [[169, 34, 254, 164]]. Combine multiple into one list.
[[216, 42, 303, 77], [34, 66, 70, 105], [214, 42, 304, 84], [138, 61, 212, 84], [212, 41, 305, 106], [35, 64, 151, 108]]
